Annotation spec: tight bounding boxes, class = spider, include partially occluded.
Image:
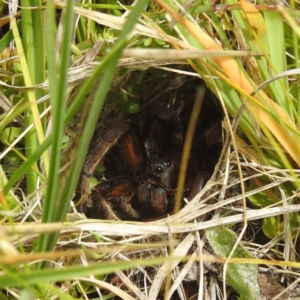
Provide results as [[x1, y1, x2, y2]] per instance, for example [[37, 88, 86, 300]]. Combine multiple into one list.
[[79, 80, 223, 220]]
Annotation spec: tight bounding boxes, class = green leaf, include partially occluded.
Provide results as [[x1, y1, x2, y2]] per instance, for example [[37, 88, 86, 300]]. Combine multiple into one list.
[[5, 151, 22, 164], [206, 227, 260, 300], [263, 213, 300, 239], [262, 216, 278, 239], [154, 38, 165, 46], [0, 127, 22, 145], [89, 176, 99, 193], [144, 37, 153, 46]]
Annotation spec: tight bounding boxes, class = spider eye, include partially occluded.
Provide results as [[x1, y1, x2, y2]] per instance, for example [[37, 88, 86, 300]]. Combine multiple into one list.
[[155, 166, 163, 173], [164, 161, 170, 167]]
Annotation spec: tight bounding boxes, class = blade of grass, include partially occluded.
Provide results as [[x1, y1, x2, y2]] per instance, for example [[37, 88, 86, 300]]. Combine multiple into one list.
[[174, 86, 205, 213], [2, 252, 300, 288], [36, 0, 148, 255], [19, 0, 48, 192], [41, 0, 74, 225], [263, 11, 289, 103], [3, 137, 51, 195], [0, 257, 170, 288], [0, 98, 29, 134], [0, 21, 21, 52], [242, 1, 294, 119], [285, 0, 300, 126]]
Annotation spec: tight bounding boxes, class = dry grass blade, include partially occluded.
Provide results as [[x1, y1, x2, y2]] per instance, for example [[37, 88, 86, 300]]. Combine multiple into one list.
[[255, 68, 300, 92], [123, 48, 262, 59], [149, 233, 195, 299], [115, 270, 148, 300], [2, 203, 300, 237], [55, 2, 191, 49], [77, 277, 136, 300], [167, 252, 198, 299]]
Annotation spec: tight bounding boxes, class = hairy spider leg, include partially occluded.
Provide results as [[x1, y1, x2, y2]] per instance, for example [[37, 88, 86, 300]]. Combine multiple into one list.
[[123, 126, 147, 173], [79, 120, 132, 213], [92, 178, 140, 220]]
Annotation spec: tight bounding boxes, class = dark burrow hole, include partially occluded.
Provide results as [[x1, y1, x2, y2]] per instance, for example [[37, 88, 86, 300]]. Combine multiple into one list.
[[82, 68, 224, 220]]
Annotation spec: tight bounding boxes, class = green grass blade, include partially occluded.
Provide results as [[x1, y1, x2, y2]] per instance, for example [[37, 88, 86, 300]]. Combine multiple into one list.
[[0, 21, 21, 52], [37, 0, 148, 254], [263, 11, 293, 117], [0, 257, 169, 288], [35, 0, 75, 259], [3, 136, 52, 195], [41, 0, 74, 224], [19, 0, 47, 191]]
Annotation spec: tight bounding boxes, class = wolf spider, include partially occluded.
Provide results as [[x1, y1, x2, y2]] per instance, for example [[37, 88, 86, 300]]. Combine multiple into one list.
[[79, 82, 223, 220]]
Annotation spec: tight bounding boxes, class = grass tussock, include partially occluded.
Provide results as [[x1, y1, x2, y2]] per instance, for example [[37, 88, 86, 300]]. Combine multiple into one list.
[[1, 0, 300, 299]]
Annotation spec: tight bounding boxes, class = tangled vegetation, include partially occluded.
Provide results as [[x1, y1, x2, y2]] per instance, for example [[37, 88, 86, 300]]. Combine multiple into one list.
[[1, 0, 300, 299]]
